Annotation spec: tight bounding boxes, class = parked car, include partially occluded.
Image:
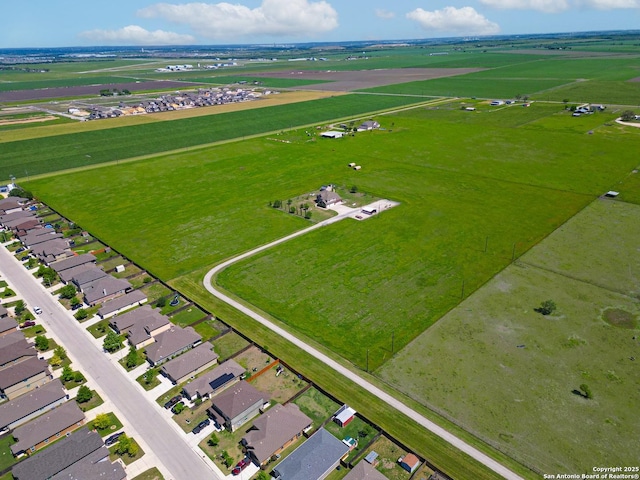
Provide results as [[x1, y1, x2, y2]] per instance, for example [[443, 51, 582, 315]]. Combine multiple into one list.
[[15, 247, 25, 254], [163, 394, 183, 410], [33, 306, 42, 315], [20, 321, 36, 328], [232, 457, 250, 475], [191, 418, 210, 435], [104, 432, 124, 446]]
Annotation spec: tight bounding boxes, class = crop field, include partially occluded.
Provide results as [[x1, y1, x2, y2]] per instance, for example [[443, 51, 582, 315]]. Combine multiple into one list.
[[377, 200, 640, 473], [180, 75, 332, 88], [0, 93, 423, 179]]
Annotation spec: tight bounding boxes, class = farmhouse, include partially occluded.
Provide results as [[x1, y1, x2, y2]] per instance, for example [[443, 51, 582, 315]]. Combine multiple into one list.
[[272, 427, 350, 480], [182, 359, 245, 400], [160, 341, 219, 384], [0, 379, 67, 431], [315, 186, 343, 208], [0, 357, 51, 400], [145, 326, 200, 366], [242, 403, 312, 466], [10, 401, 85, 456], [357, 120, 380, 131], [207, 381, 270, 432]]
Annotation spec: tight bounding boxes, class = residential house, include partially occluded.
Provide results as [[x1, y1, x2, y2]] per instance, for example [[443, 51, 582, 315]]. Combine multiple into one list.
[[0, 198, 29, 215], [0, 315, 18, 336], [182, 359, 245, 400], [334, 404, 356, 427], [0, 337, 36, 370], [398, 453, 420, 473], [30, 238, 70, 263], [58, 263, 96, 283], [72, 267, 108, 291], [357, 120, 380, 131], [3, 215, 38, 230], [315, 190, 343, 209], [272, 427, 350, 480], [50, 453, 126, 480], [0, 378, 67, 431], [145, 326, 200, 366], [49, 253, 96, 272], [161, 341, 219, 384], [343, 460, 387, 480], [242, 403, 312, 466], [110, 305, 170, 349], [11, 401, 85, 456], [0, 357, 51, 400], [207, 381, 270, 432], [11, 427, 120, 480], [98, 289, 147, 319], [21, 231, 63, 248], [83, 276, 131, 306]]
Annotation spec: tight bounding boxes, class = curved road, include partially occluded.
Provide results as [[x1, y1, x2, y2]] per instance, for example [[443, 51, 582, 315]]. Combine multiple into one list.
[[203, 212, 525, 480]]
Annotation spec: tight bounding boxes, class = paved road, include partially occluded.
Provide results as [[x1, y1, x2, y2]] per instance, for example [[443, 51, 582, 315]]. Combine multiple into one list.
[[204, 212, 525, 480], [0, 247, 217, 480]]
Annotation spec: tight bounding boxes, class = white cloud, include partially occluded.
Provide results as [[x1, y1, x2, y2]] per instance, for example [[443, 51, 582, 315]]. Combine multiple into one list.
[[375, 8, 396, 19], [79, 25, 195, 45], [480, 0, 640, 11], [138, 0, 339, 39], [479, 0, 569, 12], [406, 7, 500, 35]]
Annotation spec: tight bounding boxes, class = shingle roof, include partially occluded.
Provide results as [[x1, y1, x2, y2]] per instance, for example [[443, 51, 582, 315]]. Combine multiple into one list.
[[0, 210, 33, 224], [343, 460, 388, 480], [11, 401, 85, 455], [3, 216, 38, 228], [83, 276, 131, 304], [12, 427, 103, 480], [243, 403, 312, 463], [0, 356, 49, 390], [212, 381, 269, 420], [272, 428, 350, 480], [0, 331, 27, 349], [145, 326, 200, 364], [0, 315, 17, 332], [183, 359, 245, 399], [30, 238, 69, 256], [50, 254, 97, 273], [59, 264, 95, 283], [22, 231, 63, 247], [161, 342, 218, 382], [72, 267, 107, 288], [0, 379, 66, 429], [98, 290, 147, 317], [50, 451, 126, 480], [0, 338, 36, 366]]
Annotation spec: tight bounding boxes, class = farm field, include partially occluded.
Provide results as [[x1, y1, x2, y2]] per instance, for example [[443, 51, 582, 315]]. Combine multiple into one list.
[[377, 199, 640, 473], [1, 93, 423, 179]]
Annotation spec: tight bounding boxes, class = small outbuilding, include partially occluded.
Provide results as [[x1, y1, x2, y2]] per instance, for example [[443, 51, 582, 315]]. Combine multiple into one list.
[[398, 453, 420, 473], [333, 404, 356, 427], [321, 131, 344, 139]]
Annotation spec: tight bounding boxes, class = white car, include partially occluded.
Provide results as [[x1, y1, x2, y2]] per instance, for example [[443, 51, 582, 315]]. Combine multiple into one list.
[[33, 306, 42, 315]]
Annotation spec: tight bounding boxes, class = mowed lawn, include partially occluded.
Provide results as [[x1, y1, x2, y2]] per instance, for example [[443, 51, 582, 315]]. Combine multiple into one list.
[[378, 200, 640, 473], [25, 103, 640, 375]]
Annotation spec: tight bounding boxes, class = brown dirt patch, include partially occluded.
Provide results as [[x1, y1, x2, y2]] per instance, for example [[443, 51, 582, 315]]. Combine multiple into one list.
[[0, 115, 57, 126], [244, 67, 483, 91], [602, 308, 637, 329]]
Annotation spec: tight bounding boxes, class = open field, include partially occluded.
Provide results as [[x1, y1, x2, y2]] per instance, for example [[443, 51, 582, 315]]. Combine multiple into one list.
[[378, 200, 640, 473], [1, 93, 423, 179]]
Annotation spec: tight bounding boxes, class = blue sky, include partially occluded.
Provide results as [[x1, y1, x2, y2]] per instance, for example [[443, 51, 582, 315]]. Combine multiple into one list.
[[2, 0, 640, 48]]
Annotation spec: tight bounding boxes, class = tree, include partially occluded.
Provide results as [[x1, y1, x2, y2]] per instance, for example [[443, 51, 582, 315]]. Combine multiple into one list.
[[70, 297, 81, 308], [116, 434, 131, 455], [59, 284, 77, 299], [76, 385, 93, 403], [103, 331, 122, 353], [579, 383, 593, 399], [14, 300, 25, 316], [172, 402, 185, 414], [208, 433, 219, 446], [62, 365, 74, 382], [273, 199, 282, 209], [126, 441, 138, 457], [144, 368, 157, 385], [155, 296, 167, 308], [35, 335, 49, 351], [304, 211, 312, 219], [620, 110, 636, 122], [93, 413, 111, 430], [125, 346, 140, 368], [535, 300, 557, 316], [49, 353, 62, 367], [74, 309, 88, 320], [221, 451, 233, 468], [350, 185, 358, 193], [8, 188, 33, 200], [73, 371, 85, 383], [54, 346, 67, 360]]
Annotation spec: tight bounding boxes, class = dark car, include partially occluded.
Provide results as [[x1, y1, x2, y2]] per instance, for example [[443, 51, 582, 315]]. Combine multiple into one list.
[[15, 247, 25, 254], [163, 394, 183, 410], [104, 432, 124, 446], [20, 321, 36, 328], [191, 418, 210, 435], [232, 457, 250, 475]]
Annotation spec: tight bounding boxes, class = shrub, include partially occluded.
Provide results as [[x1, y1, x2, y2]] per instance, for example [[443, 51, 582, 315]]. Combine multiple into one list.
[[103, 331, 122, 353], [62, 366, 74, 382], [207, 433, 219, 447], [73, 371, 85, 383], [14, 300, 25, 315], [75, 309, 88, 320], [59, 284, 77, 299], [155, 296, 167, 308], [76, 386, 93, 403], [35, 335, 49, 351], [93, 413, 111, 430], [535, 300, 556, 316]]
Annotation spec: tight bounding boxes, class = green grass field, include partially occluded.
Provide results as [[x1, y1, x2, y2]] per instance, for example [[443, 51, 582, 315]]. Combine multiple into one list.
[[378, 200, 640, 473], [1, 93, 422, 180]]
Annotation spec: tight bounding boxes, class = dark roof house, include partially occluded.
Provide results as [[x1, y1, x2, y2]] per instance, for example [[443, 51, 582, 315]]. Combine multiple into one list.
[[50, 254, 96, 272], [145, 326, 200, 366], [183, 359, 245, 400], [343, 460, 388, 480], [0, 357, 50, 400], [83, 276, 131, 306], [161, 341, 219, 384], [98, 290, 147, 319], [0, 338, 36, 370], [208, 381, 270, 432], [110, 304, 170, 349], [0, 378, 67, 431]]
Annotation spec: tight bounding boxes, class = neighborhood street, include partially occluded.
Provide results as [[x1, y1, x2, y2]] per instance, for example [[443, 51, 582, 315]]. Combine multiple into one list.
[[203, 205, 526, 480], [0, 245, 219, 480]]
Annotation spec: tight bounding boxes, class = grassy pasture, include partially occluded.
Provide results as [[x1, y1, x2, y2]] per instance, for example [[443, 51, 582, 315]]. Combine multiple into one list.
[[1, 93, 422, 180], [0, 76, 139, 92], [180, 75, 332, 88], [531, 80, 640, 106], [377, 200, 640, 472]]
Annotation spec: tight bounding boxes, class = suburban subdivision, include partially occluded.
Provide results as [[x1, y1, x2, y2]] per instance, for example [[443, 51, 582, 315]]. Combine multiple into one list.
[[1, 30, 639, 480]]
